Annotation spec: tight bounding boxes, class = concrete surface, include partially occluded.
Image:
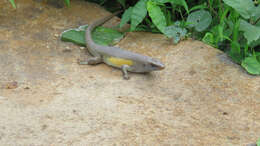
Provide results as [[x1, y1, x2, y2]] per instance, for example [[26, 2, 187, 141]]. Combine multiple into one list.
[[0, 0, 259, 145]]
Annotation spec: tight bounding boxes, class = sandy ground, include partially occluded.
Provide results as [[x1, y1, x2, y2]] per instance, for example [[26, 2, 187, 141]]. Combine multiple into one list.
[[0, 0, 259, 145]]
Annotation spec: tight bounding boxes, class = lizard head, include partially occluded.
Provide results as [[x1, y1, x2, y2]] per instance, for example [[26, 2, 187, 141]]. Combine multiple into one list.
[[145, 58, 165, 71]]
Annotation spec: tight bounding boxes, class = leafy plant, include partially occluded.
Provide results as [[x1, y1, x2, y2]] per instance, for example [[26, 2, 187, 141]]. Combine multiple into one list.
[[116, 0, 260, 75], [8, 0, 71, 8], [223, 0, 260, 74], [61, 25, 124, 46], [119, 0, 192, 43]]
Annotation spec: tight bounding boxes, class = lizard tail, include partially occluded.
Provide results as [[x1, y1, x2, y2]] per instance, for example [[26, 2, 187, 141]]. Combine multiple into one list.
[[85, 10, 123, 47], [87, 10, 123, 35]]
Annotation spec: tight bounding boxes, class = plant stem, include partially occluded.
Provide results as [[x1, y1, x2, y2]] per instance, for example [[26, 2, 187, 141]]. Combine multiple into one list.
[[253, 17, 260, 25]]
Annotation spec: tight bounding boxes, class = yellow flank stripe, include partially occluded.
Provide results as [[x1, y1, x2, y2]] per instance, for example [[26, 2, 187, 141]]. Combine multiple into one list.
[[107, 57, 133, 67]]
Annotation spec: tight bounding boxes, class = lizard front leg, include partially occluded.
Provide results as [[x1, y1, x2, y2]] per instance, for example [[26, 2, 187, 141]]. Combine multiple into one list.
[[121, 65, 130, 80], [78, 56, 102, 65]]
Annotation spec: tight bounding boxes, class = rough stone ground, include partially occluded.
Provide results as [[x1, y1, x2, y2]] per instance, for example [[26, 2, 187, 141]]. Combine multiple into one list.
[[0, 0, 259, 145]]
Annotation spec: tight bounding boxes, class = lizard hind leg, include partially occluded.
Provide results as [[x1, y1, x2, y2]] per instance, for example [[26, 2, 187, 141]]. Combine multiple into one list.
[[121, 65, 130, 80], [78, 57, 102, 65]]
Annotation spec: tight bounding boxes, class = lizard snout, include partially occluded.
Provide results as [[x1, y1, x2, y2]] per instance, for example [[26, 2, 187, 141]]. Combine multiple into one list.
[[151, 62, 165, 70], [158, 63, 165, 70]]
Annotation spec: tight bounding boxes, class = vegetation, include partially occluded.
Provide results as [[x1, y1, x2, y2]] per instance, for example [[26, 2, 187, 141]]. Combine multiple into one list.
[[9, 0, 260, 74], [118, 0, 260, 74], [8, 0, 71, 8]]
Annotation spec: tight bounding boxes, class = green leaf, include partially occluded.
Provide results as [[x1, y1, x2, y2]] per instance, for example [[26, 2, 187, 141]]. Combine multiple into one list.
[[155, 0, 189, 13], [187, 10, 212, 32], [134, 25, 161, 33], [209, 25, 220, 43], [116, 0, 126, 8], [242, 56, 260, 75], [171, 0, 189, 13], [64, 0, 70, 7], [251, 5, 260, 22], [223, 0, 255, 19], [217, 25, 224, 42], [257, 20, 260, 27], [61, 25, 124, 46], [9, 0, 16, 9], [229, 41, 242, 64], [189, 3, 207, 12], [152, 0, 170, 3], [257, 138, 260, 146], [164, 25, 187, 44], [93, 27, 124, 45], [250, 37, 260, 48], [239, 19, 260, 44], [61, 29, 86, 46], [120, 7, 133, 28], [147, 1, 167, 33], [87, 0, 106, 5], [232, 18, 240, 42], [208, 0, 213, 7], [202, 32, 215, 46], [131, 0, 148, 31]]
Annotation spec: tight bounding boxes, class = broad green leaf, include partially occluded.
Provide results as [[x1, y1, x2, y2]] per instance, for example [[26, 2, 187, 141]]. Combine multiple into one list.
[[120, 7, 133, 28], [147, 1, 167, 33], [249, 37, 260, 48], [242, 56, 260, 75], [131, 0, 148, 31], [252, 5, 260, 22], [164, 25, 187, 43], [9, 0, 16, 9], [116, 0, 126, 8], [223, 0, 255, 19], [239, 19, 260, 44], [64, 0, 70, 7], [61, 25, 124, 46], [187, 10, 212, 32]]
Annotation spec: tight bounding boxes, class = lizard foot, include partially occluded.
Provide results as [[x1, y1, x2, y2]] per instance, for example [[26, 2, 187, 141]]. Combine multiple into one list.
[[121, 65, 130, 80], [77, 57, 102, 65], [123, 75, 130, 80]]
